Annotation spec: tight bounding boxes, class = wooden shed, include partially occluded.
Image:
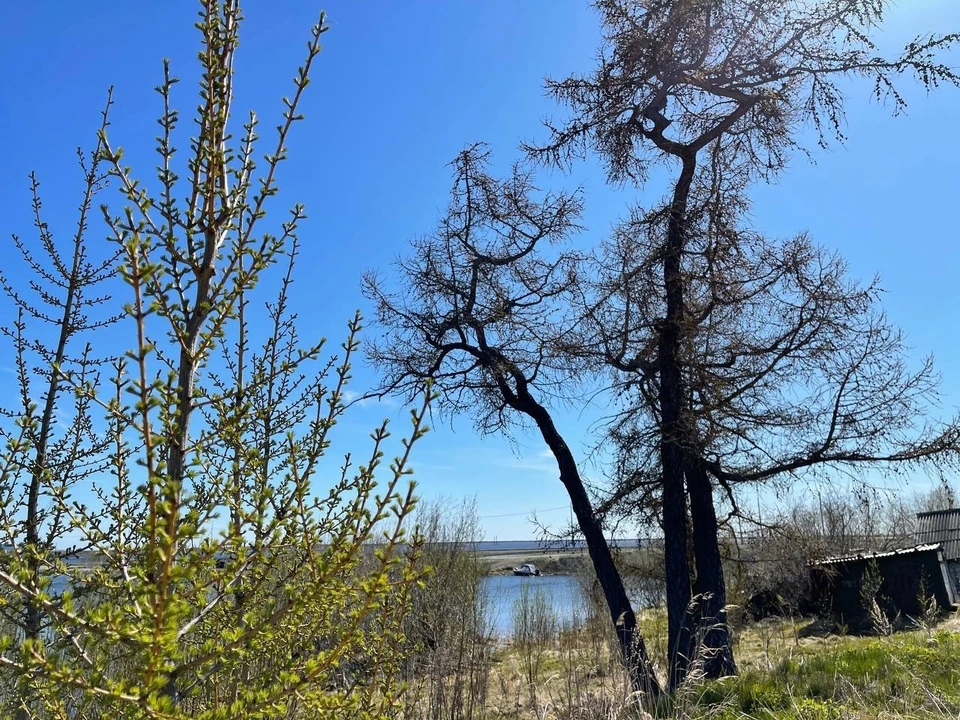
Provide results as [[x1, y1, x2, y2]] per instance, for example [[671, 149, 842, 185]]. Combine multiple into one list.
[[810, 544, 957, 630]]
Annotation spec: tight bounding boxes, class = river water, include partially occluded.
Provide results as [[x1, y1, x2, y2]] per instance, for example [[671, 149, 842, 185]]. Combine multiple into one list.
[[482, 574, 586, 637], [46, 568, 590, 639]]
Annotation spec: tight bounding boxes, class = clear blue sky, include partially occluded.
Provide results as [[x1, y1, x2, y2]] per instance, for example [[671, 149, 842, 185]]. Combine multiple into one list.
[[2, 1, 959, 540]]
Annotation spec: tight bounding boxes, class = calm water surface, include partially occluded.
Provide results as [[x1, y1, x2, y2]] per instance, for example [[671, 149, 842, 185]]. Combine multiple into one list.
[[482, 574, 585, 637], [47, 566, 591, 639]]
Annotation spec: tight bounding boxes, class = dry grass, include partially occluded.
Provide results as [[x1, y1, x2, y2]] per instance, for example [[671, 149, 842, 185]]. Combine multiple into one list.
[[403, 607, 960, 720]]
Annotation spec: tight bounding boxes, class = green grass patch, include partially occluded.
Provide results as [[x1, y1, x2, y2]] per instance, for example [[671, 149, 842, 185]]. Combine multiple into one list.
[[691, 631, 960, 718]]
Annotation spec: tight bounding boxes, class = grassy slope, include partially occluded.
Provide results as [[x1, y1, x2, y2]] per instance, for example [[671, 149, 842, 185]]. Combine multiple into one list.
[[662, 613, 960, 719], [688, 629, 960, 719], [484, 613, 960, 719]]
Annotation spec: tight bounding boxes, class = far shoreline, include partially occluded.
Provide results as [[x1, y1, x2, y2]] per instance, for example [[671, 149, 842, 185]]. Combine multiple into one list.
[[475, 545, 595, 576]]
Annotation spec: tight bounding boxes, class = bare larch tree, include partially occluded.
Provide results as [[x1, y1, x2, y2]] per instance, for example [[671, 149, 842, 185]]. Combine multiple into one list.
[[363, 146, 662, 698], [526, 0, 960, 687]]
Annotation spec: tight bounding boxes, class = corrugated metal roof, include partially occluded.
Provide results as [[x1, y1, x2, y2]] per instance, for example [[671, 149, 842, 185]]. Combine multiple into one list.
[[810, 543, 943, 567], [916, 508, 960, 562]]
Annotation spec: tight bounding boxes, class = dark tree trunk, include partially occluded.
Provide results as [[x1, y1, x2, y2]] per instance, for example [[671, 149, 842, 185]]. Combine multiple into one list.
[[660, 437, 693, 687], [23, 470, 42, 641], [659, 155, 697, 689], [509, 384, 662, 699], [686, 458, 736, 678]]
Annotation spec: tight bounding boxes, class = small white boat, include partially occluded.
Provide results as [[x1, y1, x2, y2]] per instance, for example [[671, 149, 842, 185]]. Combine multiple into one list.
[[512, 563, 541, 577]]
